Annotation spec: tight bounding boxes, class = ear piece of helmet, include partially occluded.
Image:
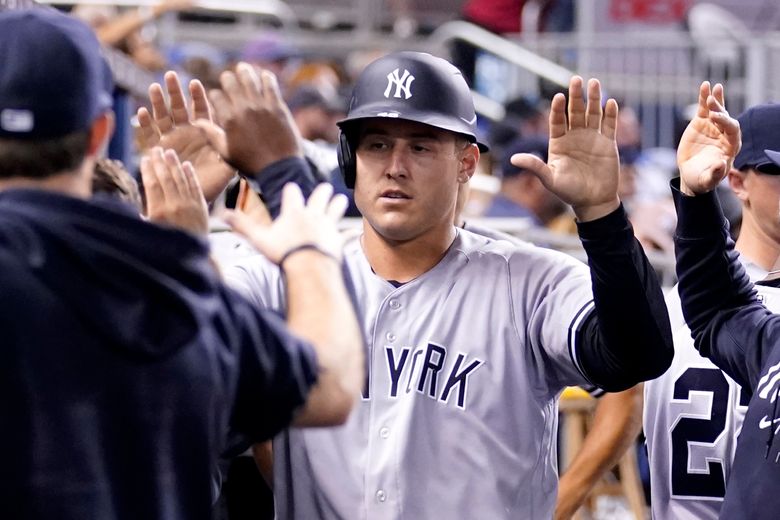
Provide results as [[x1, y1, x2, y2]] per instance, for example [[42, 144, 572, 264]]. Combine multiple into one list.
[[338, 131, 357, 189]]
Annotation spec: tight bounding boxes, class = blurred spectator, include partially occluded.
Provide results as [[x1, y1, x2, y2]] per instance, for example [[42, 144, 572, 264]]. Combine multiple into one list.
[[167, 41, 227, 89], [287, 86, 346, 144], [241, 33, 299, 87], [73, 0, 193, 72], [488, 95, 549, 155], [92, 158, 143, 213], [483, 136, 565, 225]]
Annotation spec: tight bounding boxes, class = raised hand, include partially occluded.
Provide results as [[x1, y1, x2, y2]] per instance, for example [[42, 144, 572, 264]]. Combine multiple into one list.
[[677, 81, 741, 196], [194, 62, 303, 175], [140, 147, 209, 236], [511, 76, 620, 222], [137, 70, 236, 202], [225, 183, 347, 265]]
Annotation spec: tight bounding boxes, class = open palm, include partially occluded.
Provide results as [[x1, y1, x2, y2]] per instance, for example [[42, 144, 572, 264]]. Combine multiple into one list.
[[677, 82, 741, 195], [511, 76, 620, 222], [138, 71, 236, 202]]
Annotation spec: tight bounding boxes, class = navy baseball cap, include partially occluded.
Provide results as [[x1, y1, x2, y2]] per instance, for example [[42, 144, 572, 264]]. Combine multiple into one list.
[[733, 104, 780, 173], [0, 9, 114, 140]]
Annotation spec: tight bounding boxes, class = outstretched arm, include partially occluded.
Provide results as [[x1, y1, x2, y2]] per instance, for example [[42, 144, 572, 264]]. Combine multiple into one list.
[[514, 76, 673, 390], [673, 82, 778, 391], [227, 183, 364, 426]]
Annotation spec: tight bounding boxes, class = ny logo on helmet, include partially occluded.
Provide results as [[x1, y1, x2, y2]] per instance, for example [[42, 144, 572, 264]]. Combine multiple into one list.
[[384, 68, 415, 99]]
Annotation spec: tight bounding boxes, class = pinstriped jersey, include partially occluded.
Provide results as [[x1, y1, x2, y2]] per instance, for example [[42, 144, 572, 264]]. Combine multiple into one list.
[[643, 263, 780, 520], [225, 228, 595, 519]]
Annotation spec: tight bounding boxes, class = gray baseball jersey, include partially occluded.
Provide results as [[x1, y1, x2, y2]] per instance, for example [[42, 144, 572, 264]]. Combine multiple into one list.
[[643, 262, 777, 519], [226, 227, 596, 519]]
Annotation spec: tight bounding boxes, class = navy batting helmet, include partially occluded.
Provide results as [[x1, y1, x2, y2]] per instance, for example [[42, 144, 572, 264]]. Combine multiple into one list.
[[336, 51, 488, 188]]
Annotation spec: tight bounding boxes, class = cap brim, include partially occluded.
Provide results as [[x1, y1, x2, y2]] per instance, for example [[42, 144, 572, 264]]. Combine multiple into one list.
[[764, 149, 780, 169]]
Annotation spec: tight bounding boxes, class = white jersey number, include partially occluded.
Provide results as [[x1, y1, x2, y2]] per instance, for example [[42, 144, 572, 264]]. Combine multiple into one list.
[[669, 367, 748, 498]]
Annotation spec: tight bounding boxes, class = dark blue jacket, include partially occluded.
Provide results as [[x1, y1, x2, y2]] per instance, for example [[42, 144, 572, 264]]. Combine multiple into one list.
[[673, 180, 780, 519], [0, 189, 317, 520]]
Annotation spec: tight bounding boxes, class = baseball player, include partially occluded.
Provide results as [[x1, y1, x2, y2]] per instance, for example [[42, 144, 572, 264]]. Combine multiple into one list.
[[671, 81, 780, 519], [644, 102, 780, 519], [202, 52, 673, 519]]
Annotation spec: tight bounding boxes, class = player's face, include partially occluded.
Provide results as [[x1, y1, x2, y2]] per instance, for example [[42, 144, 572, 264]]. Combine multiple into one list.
[[743, 169, 780, 244], [353, 119, 476, 242]]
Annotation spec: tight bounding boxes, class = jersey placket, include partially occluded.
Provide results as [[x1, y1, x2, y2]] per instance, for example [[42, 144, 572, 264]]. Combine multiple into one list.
[[364, 289, 406, 519]]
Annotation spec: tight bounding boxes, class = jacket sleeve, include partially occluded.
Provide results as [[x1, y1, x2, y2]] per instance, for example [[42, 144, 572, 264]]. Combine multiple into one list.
[[244, 156, 318, 218], [672, 178, 780, 392], [573, 204, 674, 391]]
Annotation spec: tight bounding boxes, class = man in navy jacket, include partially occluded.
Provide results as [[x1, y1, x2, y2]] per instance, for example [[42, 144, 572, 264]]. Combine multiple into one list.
[[0, 9, 363, 520], [673, 81, 780, 519]]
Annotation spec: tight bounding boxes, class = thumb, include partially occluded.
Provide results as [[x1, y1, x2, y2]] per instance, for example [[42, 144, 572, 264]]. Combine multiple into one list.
[[192, 119, 228, 158], [510, 153, 551, 182], [224, 209, 271, 253]]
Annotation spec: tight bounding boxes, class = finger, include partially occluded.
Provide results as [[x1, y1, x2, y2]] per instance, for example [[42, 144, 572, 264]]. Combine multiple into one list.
[[585, 78, 603, 130], [326, 193, 349, 222], [149, 147, 180, 200], [510, 153, 552, 184], [181, 160, 205, 200], [260, 68, 283, 106], [139, 154, 164, 213], [219, 69, 248, 109], [136, 107, 161, 149], [189, 79, 212, 121], [164, 70, 190, 125], [567, 76, 586, 129], [602, 98, 619, 141], [280, 182, 305, 216], [549, 93, 567, 139], [712, 82, 725, 110], [192, 120, 229, 158], [236, 62, 262, 100], [224, 210, 271, 252], [163, 148, 188, 196], [149, 82, 174, 134], [206, 89, 232, 128], [696, 81, 711, 118], [709, 107, 741, 148], [306, 183, 335, 214]]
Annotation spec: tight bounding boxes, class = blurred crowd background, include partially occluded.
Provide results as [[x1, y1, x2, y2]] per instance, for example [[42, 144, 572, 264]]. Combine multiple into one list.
[[7, 0, 778, 287]]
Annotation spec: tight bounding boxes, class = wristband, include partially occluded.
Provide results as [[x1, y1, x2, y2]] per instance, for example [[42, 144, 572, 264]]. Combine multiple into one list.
[[278, 243, 339, 269]]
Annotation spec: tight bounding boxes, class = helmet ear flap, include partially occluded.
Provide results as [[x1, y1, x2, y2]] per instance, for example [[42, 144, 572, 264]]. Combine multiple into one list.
[[338, 131, 357, 189]]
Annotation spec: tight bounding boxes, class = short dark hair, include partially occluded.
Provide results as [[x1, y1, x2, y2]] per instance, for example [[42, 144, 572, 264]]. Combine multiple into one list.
[[0, 131, 91, 180], [92, 158, 143, 212]]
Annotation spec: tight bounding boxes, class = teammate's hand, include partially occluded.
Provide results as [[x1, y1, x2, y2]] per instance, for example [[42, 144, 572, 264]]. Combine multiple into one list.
[[141, 147, 209, 236], [677, 81, 741, 196], [194, 62, 303, 175], [510, 76, 620, 222], [225, 183, 348, 265], [137, 70, 236, 203]]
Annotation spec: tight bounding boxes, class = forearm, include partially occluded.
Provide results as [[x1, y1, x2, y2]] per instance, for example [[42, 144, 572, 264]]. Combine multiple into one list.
[[556, 387, 643, 519], [672, 180, 760, 387], [575, 205, 673, 391], [283, 251, 364, 426]]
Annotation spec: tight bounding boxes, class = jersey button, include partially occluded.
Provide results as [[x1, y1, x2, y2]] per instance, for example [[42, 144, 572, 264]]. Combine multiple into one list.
[[388, 299, 401, 310], [376, 489, 387, 503], [386, 332, 396, 342], [379, 427, 390, 438]]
